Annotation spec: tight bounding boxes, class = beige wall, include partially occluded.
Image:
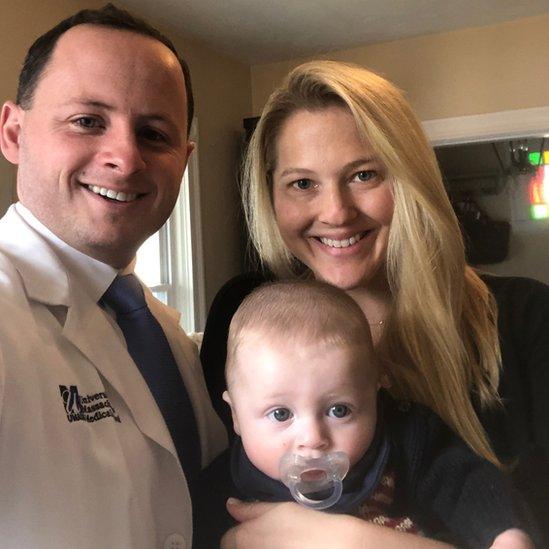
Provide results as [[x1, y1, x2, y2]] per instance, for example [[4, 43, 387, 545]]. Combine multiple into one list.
[[0, 0, 252, 308], [164, 33, 252, 307], [251, 14, 549, 121]]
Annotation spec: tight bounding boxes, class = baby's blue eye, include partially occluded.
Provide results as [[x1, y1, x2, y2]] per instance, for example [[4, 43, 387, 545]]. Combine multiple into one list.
[[270, 408, 292, 422], [328, 404, 350, 419]]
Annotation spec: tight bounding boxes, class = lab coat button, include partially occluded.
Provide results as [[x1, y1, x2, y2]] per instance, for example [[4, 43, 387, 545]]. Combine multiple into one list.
[[164, 533, 186, 549]]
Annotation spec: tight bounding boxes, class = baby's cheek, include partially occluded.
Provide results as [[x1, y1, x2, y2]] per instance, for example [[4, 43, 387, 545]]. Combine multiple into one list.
[[344, 424, 377, 467], [240, 429, 281, 477]]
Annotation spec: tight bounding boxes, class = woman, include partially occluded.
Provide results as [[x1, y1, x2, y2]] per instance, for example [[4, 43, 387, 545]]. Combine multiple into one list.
[[200, 60, 548, 547]]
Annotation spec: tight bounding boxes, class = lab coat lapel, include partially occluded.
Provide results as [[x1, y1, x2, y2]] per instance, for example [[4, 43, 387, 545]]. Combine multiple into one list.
[[0, 207, 69, 305], [62, 280, 179, 462]]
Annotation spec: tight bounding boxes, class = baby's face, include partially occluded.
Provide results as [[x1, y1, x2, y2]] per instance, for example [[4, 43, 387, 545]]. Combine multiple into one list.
[[224, 334, 378, 480]]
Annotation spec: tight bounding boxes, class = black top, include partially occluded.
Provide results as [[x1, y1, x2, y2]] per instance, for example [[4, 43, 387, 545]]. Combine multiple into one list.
[[478, 275, 549, 545], [194, 394, 535, 548], [198, 272, 549, 544]]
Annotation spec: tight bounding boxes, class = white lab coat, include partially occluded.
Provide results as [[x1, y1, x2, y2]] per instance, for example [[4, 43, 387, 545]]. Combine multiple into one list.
[[0, 206, 227, 549]]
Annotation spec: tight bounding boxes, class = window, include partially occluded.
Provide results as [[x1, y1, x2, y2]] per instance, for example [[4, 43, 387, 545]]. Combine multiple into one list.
[[135, 121, 205, 333]]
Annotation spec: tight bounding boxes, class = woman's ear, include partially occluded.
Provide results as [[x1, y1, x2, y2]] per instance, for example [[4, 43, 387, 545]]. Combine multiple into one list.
[[377, 372, 392, 390], [222, 390, 240, 435], [0, 101, 24, 165]]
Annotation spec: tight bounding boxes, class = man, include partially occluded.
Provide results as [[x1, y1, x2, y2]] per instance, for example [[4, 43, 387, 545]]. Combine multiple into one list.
[[0, 5, 226, 548]]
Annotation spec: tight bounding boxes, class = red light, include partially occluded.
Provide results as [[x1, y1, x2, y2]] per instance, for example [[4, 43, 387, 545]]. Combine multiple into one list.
[[529, 166, 546, 205]]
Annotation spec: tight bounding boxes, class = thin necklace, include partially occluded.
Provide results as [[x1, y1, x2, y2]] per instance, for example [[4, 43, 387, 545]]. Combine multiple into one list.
[[368, 319, 385, 326]]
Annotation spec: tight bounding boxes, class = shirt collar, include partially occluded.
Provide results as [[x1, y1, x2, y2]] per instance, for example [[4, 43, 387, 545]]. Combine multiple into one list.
[[15, 202, 134, 302]]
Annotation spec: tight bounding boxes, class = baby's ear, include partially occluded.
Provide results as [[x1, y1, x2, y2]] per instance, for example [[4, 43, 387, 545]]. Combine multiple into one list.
[[222, 390, 240, 435]]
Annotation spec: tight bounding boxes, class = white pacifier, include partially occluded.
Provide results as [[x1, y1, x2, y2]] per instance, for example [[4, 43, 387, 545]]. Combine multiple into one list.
[[279, 452, 350, 510]]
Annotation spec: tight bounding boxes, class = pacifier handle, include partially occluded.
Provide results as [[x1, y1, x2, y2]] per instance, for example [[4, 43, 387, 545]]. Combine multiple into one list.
[[279, 452, 350, 510]]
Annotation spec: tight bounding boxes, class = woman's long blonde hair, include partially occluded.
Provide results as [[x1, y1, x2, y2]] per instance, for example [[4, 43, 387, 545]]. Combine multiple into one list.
[[242, 60, 502, 465]]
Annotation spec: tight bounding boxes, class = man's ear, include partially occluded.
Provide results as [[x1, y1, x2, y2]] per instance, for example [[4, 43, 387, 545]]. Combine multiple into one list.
[[222, 390, 240, 435], [0, 101, 24, 165], [185, 140, 195, 163]]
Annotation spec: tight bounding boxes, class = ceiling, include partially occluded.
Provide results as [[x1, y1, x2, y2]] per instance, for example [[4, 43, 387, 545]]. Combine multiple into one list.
[[120, 0, 549, 64]]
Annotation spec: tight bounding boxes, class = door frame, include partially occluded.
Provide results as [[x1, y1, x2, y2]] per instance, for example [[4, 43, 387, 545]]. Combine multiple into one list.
[[422, 106, 549, 146]]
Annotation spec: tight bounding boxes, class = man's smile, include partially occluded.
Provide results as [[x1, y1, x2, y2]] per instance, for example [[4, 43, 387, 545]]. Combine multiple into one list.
[[84, 184, 141, 203]]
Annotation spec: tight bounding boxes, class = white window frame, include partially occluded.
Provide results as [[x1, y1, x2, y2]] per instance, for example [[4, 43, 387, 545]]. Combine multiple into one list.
[[147, 120, 206, 333]]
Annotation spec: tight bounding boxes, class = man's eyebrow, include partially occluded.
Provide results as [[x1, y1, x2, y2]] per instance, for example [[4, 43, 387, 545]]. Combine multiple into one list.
[[67, 99, 114, 111], [144, 114, 177, 126]]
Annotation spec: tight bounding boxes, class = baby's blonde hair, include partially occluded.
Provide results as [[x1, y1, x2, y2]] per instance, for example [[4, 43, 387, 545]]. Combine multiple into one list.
[[226, 280, 376, 389]]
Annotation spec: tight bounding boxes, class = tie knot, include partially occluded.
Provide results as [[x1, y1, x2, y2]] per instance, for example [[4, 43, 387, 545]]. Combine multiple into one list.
[[102, 274, 147, 315]]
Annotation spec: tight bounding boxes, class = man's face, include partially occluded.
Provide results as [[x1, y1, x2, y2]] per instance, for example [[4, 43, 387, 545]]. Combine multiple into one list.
[[0, 24, 192, 267]]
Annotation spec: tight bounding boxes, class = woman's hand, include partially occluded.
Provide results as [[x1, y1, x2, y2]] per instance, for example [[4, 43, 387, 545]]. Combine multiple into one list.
[[221, 498, 455, 549]]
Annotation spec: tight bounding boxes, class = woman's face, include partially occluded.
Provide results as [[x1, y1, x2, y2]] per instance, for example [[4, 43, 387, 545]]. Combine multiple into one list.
[[272, 106, 394, 290]]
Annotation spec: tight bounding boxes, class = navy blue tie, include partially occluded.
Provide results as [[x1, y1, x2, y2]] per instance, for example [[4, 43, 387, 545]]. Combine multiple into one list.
[[102, 274, 201, 487]]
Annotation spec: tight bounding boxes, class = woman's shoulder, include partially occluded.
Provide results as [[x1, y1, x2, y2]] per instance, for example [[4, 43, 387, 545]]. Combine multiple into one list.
[[479, 273, 549, 336], [202, 272, 270, 347], [478, 273, 549, 458], [210, 272, 271, 312], [480, 273, 549, 305], [480, 273, 549, 330]]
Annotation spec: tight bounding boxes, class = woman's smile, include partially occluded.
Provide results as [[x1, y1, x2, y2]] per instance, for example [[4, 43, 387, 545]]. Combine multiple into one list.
[[315, 230, 367, 249]]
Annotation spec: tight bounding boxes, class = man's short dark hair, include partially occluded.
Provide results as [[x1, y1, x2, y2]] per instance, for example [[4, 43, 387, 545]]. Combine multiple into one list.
[[16, 3, 194, 135]]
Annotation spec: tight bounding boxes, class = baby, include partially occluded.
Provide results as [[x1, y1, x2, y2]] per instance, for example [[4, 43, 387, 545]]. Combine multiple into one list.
[[198, 280, 536, 548]]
